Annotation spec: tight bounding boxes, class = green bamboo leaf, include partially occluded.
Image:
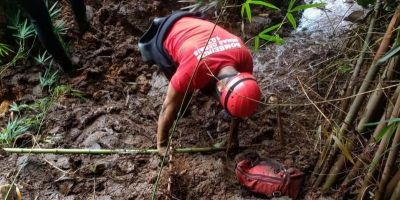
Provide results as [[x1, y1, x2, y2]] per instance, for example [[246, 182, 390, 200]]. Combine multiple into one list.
[[291, 3, 326, 12], [374, 123, 397, 142], [241, 2, 246, 17], [259, 23, 282, 35], [364, 118, 400, 126], [286, 13, 297, 29], [0, 43, 12, 57], [331, 135, 354, 164], [259, 34, 284, 45], [288, 0, 296, 11], [254, 36, 260, 51], [376, 45, 400, 65], [245, 3, 252, 22], [249, 0, 279, 10]]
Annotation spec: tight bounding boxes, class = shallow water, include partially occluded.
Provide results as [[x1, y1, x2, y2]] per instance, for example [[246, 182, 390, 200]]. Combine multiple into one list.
[[298, 0, 364, 35], [253, 0, 366, 95]]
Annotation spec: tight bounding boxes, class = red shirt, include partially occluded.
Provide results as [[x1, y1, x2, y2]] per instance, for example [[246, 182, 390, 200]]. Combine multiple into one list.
[[164, 17, 253, 94]]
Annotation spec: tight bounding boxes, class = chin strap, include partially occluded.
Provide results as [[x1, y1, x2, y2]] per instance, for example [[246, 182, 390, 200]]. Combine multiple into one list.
[[217, 73, 239, 81], [215, 73, 237, 98]]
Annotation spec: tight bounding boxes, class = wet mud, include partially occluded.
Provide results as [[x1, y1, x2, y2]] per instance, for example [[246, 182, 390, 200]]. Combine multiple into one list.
[[0, 0, 349, 199]]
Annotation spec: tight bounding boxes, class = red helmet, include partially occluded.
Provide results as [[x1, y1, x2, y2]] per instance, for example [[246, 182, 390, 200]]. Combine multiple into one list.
[[219, 73, 261, 117]]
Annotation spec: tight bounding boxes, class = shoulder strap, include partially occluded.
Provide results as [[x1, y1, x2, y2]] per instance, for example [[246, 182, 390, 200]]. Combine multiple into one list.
[[138, 11, 204, 79]]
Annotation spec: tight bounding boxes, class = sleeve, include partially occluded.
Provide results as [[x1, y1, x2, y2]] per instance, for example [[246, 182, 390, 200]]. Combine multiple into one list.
[[239, 48, 254, 73], [170, 69, 195, 94]]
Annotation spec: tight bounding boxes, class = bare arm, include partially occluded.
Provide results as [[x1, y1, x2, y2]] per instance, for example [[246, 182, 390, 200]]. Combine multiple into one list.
[[157, 83, 184, 153]]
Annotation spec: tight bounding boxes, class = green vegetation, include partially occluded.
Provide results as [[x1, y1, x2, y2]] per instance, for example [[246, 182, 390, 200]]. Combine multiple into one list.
[[0, 1, 67, 74], [0, 1, 76, 145], [242, 0, 325, 49], [0, 42, 12, 63], [0, 56, 83, 145], [0, 117, 29, 144]]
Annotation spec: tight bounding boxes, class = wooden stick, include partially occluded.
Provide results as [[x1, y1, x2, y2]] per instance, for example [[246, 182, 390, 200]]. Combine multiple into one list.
[[276, 96, 285, 146], [226, 117, 241, 157], [3, 145, 259, 155]]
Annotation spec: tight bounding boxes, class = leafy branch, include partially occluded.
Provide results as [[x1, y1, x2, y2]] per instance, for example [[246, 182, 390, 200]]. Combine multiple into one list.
[[241, 0, 325, 49]]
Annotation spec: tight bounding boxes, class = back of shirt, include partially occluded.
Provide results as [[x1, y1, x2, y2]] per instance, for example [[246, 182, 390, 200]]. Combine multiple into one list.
[[164, 17, 253, 94]]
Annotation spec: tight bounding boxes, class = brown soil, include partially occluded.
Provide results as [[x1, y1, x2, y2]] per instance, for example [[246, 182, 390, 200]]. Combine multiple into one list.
[[0, 0, 336, 199]]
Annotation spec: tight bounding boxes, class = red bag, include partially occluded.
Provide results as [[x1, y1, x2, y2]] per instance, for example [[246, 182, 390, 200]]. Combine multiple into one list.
[[235, 158, 304, 199]]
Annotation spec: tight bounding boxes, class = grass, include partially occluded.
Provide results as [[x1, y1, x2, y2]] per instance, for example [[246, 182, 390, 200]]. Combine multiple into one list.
[[0, 76, 81, 145], [39, 66, 59, 90], [0, 0, 75, 145], [0, 43, 13, 64], [0, 1, 68, 74], [0, 117, 29, 144], [1, 51, 85, 145]]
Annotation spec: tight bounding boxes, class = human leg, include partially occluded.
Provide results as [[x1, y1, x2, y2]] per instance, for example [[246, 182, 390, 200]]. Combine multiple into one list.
[[16, 0, 76, 73], [69, 0, 89, 33]]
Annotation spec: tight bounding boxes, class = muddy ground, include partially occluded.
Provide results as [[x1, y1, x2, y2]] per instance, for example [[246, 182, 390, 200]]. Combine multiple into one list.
[[0, 0, 347, 199]]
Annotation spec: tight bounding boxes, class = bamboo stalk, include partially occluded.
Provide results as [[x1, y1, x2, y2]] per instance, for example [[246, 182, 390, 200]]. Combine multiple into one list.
[[321, 5, 400, 192], [385, 170, 400, 199], [313, 145, 336, 188], [3, 146, 257, 155], [390, 179, 400, 200], [310, 127, 331, 186], [333, 58, 400, 193], [358, 56, 400, 131], [357, 92, 400, 200], [339, 91, 398, 192], [339, 0, 381, 121], [315, 1, 382, 187], [375, 123, 400, 199], [340, 1, 398, 145]]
